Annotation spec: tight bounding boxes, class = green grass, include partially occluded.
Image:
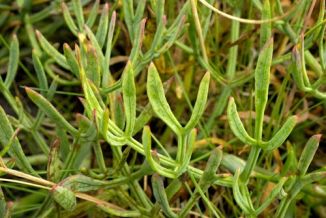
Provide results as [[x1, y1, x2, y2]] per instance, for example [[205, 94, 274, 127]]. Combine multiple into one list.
[[0, 0, 325, 217]]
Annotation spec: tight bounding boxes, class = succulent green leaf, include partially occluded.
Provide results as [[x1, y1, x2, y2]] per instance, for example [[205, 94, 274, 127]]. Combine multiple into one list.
[[85, 46, 101, 86], [297, 134, 321, 177], [96, 3, 109, 48], [103, 11, 117, 85], [61, 2, 78, 36], [130, 18, 146, 64], [263, 116, 297, 151], [152, 173, 178, 218], [291, 45, 311, 91], [254, 38, 273, 141], [0, 106, 35, 174], [232, 169, 255, 214], [185, 72, 210, 132], [25, 87, 78, 135], [79, 65, 103, 116], [256, 177, 287, 215], [200, 148, 223, 189], [147, 63, 182, 134], [51, 185, 76, 211], [176, 129, 196, 175], [72, 0, 84, 30], [32, 50, 48, 96], [86, 0, 99, 28], [63, 43, 79, 77], [260, 0, 271, 47], [47, 139, 61, 182], [122, 61, 136, 137], [98, 204, 140, 217], [84, 25, 105, 66], [59, 174, 107, 192], [227, 97, 257, 145], [4, 35, 19, 89], [36, 30, 69, 69], [142, 126, 176, 178]]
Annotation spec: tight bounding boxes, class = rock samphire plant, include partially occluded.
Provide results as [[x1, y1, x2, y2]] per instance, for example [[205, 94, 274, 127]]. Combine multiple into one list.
[[0, 0, 325, 217]]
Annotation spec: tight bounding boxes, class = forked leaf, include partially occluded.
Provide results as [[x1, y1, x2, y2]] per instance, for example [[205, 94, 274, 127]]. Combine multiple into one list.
[[227, 97, 257, 145], [185, 72, 210, 132], [152, 174, 178, 218], [51, 185, 76, 211], [232, 169, 255, 214], [264, 116, 297, 151], [147, 63, 182, 134], [4, 35, 19, 89], [291, 46, 310, 91], [176, 129, 196, 175], [142, 126, 176, 178], [25, 87, 78, 135], [122, 61, 136, 136], [297, 134, 321, 176]]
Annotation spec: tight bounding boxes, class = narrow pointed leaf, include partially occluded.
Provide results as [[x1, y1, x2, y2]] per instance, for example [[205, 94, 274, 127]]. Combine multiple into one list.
[[254, 38, 273, 140], [297, 134, 321, 176], [32, 50, 48, 96], [0, 107, 35, 174], [260, 0, 271, 47], [102, 11, 117, 85], [264, 116, 297, 151], [61, 2, 78, 36], [36, 30, 69, 69], [72, 0, 84, 29], [256, 178, 287, 215], [96, 3, 109, 48], [185, 72, 210, 132], [25, 87, 78, 135], [152, 174, 178, 218], [122, 61, 136, 136], [85, 0, 99, 28], [291, 46, 311, 91], [147, 63, 182, 134], [4, 35, 19, 89], [232, 169, 255, 214], [227, 97, 257, 145], [63, 43, 79, 77]]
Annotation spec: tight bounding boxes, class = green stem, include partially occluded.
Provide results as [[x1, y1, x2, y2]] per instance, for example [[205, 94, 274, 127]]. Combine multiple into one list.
[[240, 146, 261, 183]]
